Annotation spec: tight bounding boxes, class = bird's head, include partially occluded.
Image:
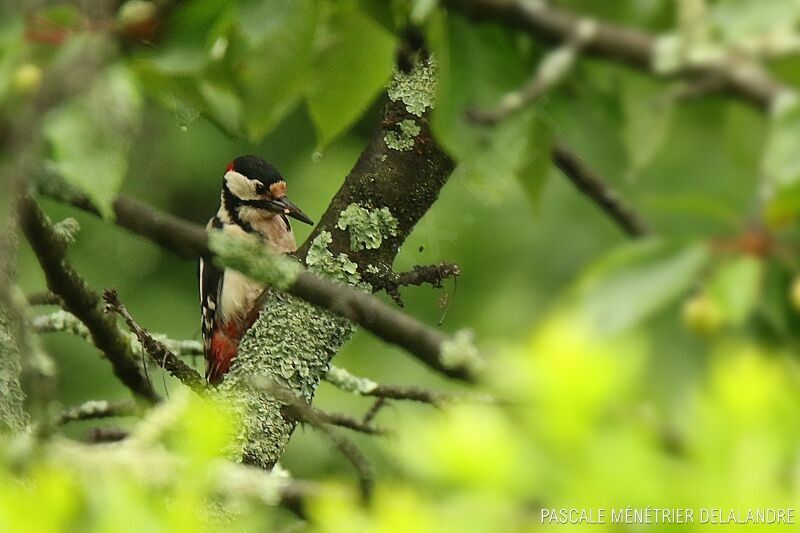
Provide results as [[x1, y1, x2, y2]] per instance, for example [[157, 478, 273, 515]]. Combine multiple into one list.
[[222, 155, 313, 225]]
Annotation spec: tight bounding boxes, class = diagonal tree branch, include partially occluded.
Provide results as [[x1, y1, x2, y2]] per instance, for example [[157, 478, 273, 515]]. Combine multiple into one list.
[[552, 143, 650, 238], [102, 289, 206, 394], [18, 196, 160, 403], [447, 0, 787, 110], [39, 188, 478, 381]]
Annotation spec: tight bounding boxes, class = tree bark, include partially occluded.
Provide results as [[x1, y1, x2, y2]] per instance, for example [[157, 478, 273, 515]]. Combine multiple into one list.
[[219, 57, 456, 469]]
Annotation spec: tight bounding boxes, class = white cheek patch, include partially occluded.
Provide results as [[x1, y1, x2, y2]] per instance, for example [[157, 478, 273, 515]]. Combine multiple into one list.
[[224, 170, 258, 200]]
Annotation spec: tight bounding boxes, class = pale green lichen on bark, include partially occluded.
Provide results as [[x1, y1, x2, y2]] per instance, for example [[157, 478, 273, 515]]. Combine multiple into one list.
[[306, 231, 361, 284], [216, 228, 361, 468], [53, 217, 80, 246], [384, 119, 421, 151], [209, 231, 300, 290], [219, 292, 354, 469], [440, 329, 484, 373], [324, 365, 378, 395], [387, 55, 438, 116], [336, 204, 399, 252], [32, 309, 90, 340], [0, 305, 30, 433]]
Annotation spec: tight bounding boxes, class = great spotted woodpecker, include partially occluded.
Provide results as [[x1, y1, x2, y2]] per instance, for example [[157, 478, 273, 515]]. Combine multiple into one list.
[[200, 156, 313, 385]]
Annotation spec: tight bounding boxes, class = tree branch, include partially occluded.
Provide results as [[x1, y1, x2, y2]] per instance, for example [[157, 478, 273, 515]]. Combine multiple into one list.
[[27, 291, 64, 307], [18, 196, 159, 403], [324, 365, 488, 406], [367, 263, 460, 307], [467, 21, 592, 124], [102, 289, 206, 394], [40, 188, 478, 380], [253, 377, 374, 502], [36, 179, 208, 260], [552, 143, 650, 238], [314, 409, 388, 436], [56, 399, 141, 425], [447, 0, 788, 110]]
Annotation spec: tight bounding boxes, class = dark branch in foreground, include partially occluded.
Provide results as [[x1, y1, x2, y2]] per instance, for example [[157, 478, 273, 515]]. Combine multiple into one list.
[[552, 143, 650, 238], [27, 291, 64, 307], [86, 427, 129, 444], [42, 189, 477, 381], [448, 0, 786, 110], [102, 289, 207, 394], [37, 180, 208, 259], [18, 196, 159, 403]]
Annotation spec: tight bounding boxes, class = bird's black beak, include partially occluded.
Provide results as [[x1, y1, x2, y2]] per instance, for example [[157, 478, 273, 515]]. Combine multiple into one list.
[[266, 197, 314, 225]]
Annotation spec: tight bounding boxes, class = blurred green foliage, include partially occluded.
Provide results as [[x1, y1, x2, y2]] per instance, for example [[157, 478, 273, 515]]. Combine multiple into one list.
[[4, 0, 800, 529]]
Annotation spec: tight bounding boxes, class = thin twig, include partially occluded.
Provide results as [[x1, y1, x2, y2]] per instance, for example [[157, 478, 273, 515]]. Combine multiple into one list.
[[86, 427, 129, 443], [552, 143, 650, 238], [56, 399, 141, 425], [367, 263, 461, 307], [102, 289, 206, 394], [314, 409, 388, 436], [324, 365, 490, 407], [362, 398, 387, 425], [468, 22, 594, 124], [31, 309, 204, 359]]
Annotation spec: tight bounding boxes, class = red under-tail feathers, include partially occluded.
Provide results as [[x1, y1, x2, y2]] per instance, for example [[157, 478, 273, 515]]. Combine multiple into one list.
[[206, 306, 261, 385]]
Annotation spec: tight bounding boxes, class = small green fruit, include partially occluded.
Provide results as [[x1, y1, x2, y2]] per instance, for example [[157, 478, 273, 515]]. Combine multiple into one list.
[[682, 293, 723, 336], [790, 276, 800, 313], [12, 64, 42, 94], [117, 0, 157, 26]]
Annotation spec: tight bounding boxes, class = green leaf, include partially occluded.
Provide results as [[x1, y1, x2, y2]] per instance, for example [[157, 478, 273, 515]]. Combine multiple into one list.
[[711, 0, 800, 44], [199, 80, 242, 134], [620, 73, 673, 177], [516, 117, 553, 207], [430, 12, 546, 198], [577, 240, 710, 334], [237, 0, 320, 141], [306, 5, 396, 147], [43, 65, 142, 219], [763, 94, 800, 190], [708, 256, 763, 326]]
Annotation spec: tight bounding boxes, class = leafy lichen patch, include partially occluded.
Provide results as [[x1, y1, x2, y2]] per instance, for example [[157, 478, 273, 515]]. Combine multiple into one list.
[[53, 218, 80, 246], [306, 231, 361, 285], [387, 56, 437, 117], [440, 329, 483, 374], [0, 305, 29, 433], [384, 119, 421, 151], [337, 204, 399, 252], [324, 365, 378, 395]]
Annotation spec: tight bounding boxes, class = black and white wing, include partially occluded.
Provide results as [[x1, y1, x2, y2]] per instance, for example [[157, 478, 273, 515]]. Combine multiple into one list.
[[199, 217, 224, 360]]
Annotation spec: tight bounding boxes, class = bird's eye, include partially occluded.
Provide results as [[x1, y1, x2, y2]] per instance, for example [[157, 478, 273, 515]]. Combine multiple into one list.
[[254, 181, 267, 195]]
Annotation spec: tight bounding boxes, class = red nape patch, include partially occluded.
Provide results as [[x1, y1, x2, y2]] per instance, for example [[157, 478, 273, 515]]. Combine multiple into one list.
[[226, 161, 235, 172]]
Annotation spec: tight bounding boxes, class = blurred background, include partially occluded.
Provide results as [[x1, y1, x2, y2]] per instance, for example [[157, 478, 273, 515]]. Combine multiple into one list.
[[5, 0, 800, 530]]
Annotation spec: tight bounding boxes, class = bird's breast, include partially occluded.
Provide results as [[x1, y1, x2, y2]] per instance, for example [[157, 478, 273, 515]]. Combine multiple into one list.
[[238, 207, 297, 253]]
